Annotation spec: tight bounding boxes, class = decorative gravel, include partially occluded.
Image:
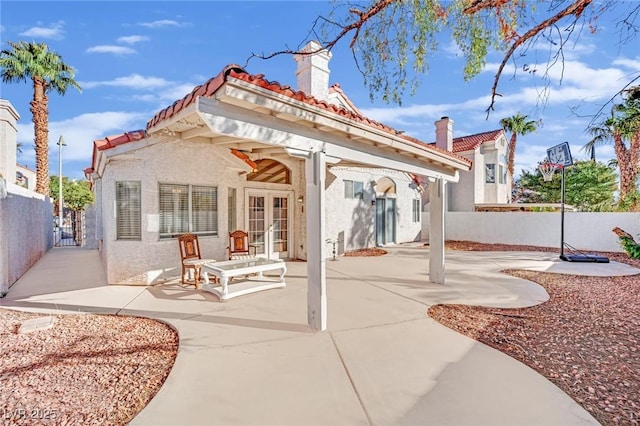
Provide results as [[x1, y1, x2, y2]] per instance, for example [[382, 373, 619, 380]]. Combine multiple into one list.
[[0, 310, 178, 425], [430, 241, 640, 426], [2, 241, 637, 425]]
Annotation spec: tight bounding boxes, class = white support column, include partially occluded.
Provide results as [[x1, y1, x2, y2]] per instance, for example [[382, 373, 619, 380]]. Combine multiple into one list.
[[429, 178, 446, 284], [305, 150, 327, 331]]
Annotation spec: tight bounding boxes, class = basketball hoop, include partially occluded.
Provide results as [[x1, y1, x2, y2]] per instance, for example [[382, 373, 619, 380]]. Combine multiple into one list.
[[538, 162, 561, 182]]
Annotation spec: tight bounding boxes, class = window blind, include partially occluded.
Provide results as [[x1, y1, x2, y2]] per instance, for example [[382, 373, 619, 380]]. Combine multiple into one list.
[[116, 181, 141, 240], [159, 183, 217, 238]]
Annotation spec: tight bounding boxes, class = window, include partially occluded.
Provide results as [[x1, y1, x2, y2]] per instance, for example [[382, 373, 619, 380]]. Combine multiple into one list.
[[228, 187, 236, 232], [486, 164, 496, 183], [159, 183, 217, 238], [412, 199, 421, 222], [116, 181, 141, 240], [344, 180, 364, 199], [499, 165, 507, 184]]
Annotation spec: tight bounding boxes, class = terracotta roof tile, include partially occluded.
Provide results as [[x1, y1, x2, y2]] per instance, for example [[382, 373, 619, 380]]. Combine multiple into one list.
[[451, 129, 504, 152], [92, 64, 470, 172], [86, 130, 147, 176]]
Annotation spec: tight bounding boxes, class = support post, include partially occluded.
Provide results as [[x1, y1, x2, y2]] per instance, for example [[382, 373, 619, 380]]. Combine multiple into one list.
[[57, 136, 66, 231], [305, 150, 327, 331], [560, 166, 566, 260], [429, 178, 446, 284]]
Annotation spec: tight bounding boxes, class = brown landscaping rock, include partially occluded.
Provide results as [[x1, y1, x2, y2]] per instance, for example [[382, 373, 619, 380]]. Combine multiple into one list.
[[431, 242, 640, 425]]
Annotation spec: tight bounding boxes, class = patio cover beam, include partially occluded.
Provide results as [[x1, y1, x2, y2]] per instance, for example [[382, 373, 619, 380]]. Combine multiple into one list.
[[191, 95, 465, 331], [195, 97, 461, 181]]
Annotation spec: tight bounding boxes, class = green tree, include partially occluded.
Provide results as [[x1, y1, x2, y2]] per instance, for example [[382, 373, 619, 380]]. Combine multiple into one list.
[[0, 41, 81, 195], [584, 86, 640, 199], [49, 176, 94, 212], [515, 160, 617, 211], [500, 113, 538, 197]]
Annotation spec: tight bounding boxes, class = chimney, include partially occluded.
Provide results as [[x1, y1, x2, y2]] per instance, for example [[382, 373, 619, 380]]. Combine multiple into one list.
[[435, 116, 453, 152], [294, 40, 332, 101]]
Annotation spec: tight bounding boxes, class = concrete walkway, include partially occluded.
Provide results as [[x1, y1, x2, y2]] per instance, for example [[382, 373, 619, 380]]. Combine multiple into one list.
[[3, 245, 638, 425]]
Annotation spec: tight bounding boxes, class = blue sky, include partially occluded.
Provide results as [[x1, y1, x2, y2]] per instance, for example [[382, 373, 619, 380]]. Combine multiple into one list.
[[2, 1, 639, 182]]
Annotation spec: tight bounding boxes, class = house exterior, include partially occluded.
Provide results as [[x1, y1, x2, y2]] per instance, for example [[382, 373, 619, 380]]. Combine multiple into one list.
[[85, 42, 471, 329], [16, 164, 35, 190], [425, 128, 511, 212]]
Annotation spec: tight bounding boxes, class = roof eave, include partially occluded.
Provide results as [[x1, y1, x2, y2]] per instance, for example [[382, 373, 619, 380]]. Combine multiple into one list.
[[218, 77, 471, 172]]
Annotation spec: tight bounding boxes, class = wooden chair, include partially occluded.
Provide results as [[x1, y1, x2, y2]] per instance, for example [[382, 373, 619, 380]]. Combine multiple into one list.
[[178, 233, 216, 287], [227, 230, 257, 260]]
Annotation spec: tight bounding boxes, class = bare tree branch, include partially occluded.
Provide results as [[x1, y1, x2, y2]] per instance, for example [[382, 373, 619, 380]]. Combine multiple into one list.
[[482, 0, 594, 114], [245, 0, 397, 66]]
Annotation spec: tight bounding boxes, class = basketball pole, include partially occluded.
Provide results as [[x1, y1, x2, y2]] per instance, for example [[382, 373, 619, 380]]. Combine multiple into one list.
[[560, 166, 566, 260]]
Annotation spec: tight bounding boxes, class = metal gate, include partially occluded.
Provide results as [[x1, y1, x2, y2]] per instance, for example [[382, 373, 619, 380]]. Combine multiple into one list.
[[54, 210, 84, 247]]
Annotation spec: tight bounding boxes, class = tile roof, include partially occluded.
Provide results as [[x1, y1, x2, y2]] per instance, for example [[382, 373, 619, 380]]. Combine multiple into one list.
[[85, 130, 146, 177], [451, 129, 504, 153], [87, 64, 471, 176], [146, 65, 468, 163]]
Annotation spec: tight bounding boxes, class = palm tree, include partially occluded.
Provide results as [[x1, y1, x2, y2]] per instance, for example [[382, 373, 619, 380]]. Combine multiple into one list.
[[500, 113, 538, 197], [0, 41, 81, 195], [584, 87, 640, 199]]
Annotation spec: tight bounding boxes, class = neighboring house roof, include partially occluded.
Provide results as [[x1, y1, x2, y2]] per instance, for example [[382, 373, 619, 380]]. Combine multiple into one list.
[[451, 129, 505, 153], [86, 64, 471, 176]]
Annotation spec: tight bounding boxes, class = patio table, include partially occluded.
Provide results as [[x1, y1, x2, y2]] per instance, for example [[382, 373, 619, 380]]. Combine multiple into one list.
[[200, 258, 287, 301]]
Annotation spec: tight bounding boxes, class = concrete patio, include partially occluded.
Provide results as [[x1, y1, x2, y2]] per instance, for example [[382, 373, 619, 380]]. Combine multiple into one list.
[[3, 244, 638, 425]]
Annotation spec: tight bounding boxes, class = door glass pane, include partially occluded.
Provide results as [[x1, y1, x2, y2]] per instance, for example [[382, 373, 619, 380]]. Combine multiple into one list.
[[375, 198, 384, 245], [386, 199, 395, 244], [272, 196, 288, 253], [249, 196, 265, 255]]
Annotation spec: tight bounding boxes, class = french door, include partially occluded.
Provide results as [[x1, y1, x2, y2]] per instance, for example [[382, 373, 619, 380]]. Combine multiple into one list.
[[375, 197, 396, 246], [246, 190, 291, 259]]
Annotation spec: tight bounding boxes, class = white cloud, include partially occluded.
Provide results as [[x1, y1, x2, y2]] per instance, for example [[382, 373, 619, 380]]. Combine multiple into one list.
[[16, 111, 150, 178], [156, 83, 199, 103], [86, 45, 137, 55], [137, 19, 183, 28], [80, 74, 170, 90], [117, 35, 149, 44], [612, 57, 640, 70], [19, 21, 65, 40]]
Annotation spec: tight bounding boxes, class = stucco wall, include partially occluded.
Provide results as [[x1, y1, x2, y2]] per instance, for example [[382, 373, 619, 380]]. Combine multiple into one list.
[[96, 138, 425, 284], [449, 152, 476, 212], [325, 167, 422, 253], [97, 140, 304, 285], [422, 211, 640, 253], [0, 180, 53, 295]]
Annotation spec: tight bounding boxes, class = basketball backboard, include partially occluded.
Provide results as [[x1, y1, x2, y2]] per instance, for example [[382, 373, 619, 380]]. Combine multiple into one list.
[[547, 142, 573, 167]]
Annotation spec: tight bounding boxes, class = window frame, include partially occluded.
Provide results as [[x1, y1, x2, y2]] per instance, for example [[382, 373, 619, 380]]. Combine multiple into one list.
[[344, 180, 364, 199], [412, 199, 421, 223], [115, 181, 141, 241], [158, 183, 218, 239], [499, 164, 507, 184], [485, 163, 496, 184], [228, 187, 237, 232]]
